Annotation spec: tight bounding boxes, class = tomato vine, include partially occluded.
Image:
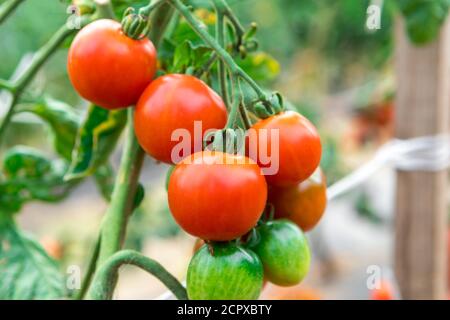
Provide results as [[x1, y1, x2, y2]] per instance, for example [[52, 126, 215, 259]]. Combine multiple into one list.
[[0, 0, 328, 300]]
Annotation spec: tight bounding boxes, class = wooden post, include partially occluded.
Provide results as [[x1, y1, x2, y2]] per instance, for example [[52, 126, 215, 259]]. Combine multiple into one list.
[[394, 17, 449, 299]]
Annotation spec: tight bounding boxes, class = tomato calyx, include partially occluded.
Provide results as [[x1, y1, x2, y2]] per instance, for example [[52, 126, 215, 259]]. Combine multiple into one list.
[[252, 92, 284, 119], [121, 8, 152, 40], [204, 128, 246, 154]]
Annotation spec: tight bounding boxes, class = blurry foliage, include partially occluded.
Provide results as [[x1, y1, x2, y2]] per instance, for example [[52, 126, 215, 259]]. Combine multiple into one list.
[[15, 97, 81, 160], [397, 0, 450, 45], [0, 146, 75, 215], [228, 0, 394, 70], [0, 218, 65, 299]]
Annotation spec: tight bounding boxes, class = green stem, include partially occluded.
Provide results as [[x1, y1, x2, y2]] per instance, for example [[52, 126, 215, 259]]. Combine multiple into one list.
[[87, 250, 187, 300], [0, 94, 18, 141], [148, 2, 174, 46], [75, 235, 101, 300], [140, 0, 166, 16], [97, 110, 145, 265], [0, 79, 16, 92], [225, 76, 240, 129], [0, 19, 89, 141], [15, 24, 83, 91], [213, 0, 244, 41], [214, 7, 230, 109], [167, 0, 267, 100], [239, 102, 252, 129], [94, 0, 116, 19], [0, 0, 24, 24], [91, 3, 174, 297]]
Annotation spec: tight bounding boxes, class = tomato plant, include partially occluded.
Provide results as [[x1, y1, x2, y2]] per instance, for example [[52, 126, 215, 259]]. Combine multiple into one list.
[[248, 111, 322, 186], [269, 168, 327, 231], [247, 220, 311, 286], [168, 151, 267, 241], [187, 242, 263, 300], [135, 74, 228, 163], [0, 0, 326, 301]]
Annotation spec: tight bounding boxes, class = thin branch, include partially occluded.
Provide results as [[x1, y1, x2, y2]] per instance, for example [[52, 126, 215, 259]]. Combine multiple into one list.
[[94, 0, 116, 19], [75, 235, 101, 300], [213, 3, 230, 109], [87, 250, 188, 300], [97, 109, 145, 265], [0, 0, 25, 25], [167, 0, 267, 100], [0, 18, 90, 141], [0, 79, 16, 92]]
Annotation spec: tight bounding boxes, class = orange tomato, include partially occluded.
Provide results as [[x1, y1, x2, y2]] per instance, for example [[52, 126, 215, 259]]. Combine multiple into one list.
[[269, 168, 327, 231]]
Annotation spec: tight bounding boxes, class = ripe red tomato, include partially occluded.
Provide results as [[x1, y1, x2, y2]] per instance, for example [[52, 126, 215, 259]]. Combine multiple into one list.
[[68, 19, 157, 109], [269, 168, 327, 231], [134, 74, 228, 164], [247, 111, 321, 186], [168, 151, 267, 241]]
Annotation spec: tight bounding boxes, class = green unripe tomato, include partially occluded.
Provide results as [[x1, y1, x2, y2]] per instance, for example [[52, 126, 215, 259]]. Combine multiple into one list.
[[248, 219, 310, 286], [187, 242, 263, 300]]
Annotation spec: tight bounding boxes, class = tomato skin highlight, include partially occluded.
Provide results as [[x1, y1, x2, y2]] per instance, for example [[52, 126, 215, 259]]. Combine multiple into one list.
[[248, 220, 310, 286], [68, 19, 157, 109], [168, 151, 267, 241], [248, 111, 322, 186], [187, 243, 264, 300], [134, 74, 228, 164], [269, 168, 327, 231]]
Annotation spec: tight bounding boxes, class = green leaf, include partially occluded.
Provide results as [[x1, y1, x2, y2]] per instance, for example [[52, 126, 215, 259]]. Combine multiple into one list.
[[65, 106, 127, 181], [133, 183, 145, 210], [170, 40, 213, 74], [15, 97, 81, 161], [0, 146, 75, 215], [0, 218, 65, 299], [398, 0, 450, 45]]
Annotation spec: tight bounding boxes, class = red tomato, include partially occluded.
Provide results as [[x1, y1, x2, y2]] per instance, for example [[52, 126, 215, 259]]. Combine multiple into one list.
[[68, 19, 157, 109], [134, 74, 228, 164], [168, 151, 267, 241], [247, 111, 321, 186], [269, 168, 327, 231]]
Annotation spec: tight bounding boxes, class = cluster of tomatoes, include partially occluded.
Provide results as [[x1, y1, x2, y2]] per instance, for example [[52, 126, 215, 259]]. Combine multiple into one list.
[[68, 18, 327, 300]]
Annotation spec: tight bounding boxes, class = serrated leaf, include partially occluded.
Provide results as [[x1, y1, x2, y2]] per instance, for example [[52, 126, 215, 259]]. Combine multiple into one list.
[[170, 40, 213, 74], [65, 106, 126, 181], [0, 218, 65, 299], [15, 98, 80, 161]]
